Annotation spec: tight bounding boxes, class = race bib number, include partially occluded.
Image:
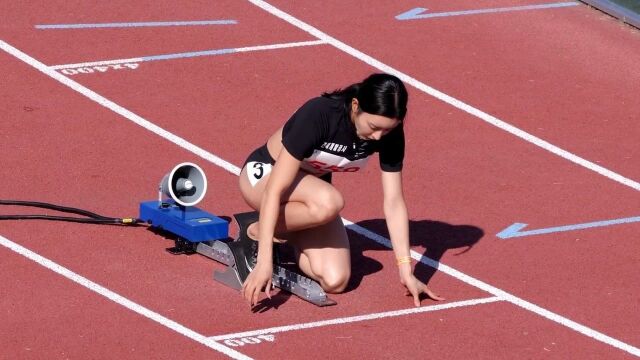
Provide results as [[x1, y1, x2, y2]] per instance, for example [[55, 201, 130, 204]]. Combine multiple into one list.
[[246, 161, 273, 187]]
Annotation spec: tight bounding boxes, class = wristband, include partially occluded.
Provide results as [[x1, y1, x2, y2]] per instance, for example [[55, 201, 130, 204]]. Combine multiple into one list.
[[396, 256, 411, 266]]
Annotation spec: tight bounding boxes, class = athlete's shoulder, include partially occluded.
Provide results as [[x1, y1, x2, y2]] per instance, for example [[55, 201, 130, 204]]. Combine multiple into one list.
[[282, 97, 340, 160], [288, 97, 340, 123], [299, 96, 342, 111]]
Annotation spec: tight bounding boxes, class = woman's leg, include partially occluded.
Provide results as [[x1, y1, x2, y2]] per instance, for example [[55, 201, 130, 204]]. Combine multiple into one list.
[[239, 167, 350, 293], [288, 217, 350, 293], [239, 166, 344, 236]]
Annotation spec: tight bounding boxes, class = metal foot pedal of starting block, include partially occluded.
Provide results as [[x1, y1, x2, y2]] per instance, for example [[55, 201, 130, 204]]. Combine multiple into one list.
[[214, 264, 244, 291], [199, 240, 336, 306], [195, 240, 234, 266], [271, 263, 337, 307]]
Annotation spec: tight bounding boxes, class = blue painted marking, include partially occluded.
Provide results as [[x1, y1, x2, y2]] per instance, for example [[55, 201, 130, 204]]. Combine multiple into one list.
[[497, 216, 640, 239], [396, 2, 579, 20], [141, 48, 236, 62], [35, 20, 237, 29], [396, 8, 430, 21]]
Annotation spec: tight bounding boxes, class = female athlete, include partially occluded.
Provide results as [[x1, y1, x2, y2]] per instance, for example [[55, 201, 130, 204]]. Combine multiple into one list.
[[230, 73, 444, 307]]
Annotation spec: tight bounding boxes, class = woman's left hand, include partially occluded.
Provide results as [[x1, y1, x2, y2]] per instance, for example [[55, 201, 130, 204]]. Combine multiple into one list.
[[400, 270, 445, 307]]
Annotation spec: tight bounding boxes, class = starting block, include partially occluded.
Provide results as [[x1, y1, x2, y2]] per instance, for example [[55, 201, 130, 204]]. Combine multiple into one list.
[[211, 240, 337, 307], [140, 201, 336, 307]]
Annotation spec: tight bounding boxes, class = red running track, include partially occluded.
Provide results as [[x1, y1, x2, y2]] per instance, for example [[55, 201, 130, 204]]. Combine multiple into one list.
[[1, 0, 639, 358]]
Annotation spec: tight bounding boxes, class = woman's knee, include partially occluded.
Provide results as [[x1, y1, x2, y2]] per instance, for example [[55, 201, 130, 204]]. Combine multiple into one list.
[[308, 189, 344, 224], [319, 269, 350, 294]]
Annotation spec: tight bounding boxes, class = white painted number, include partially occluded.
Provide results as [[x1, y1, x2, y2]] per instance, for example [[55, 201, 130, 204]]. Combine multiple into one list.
[[241, 337, 261, 344], [223, 335, 276, 347], [257, 335, 275, 342], [224, 339, 245, 347], [76, 67, 94, 74], [58, 63, 140, 76]]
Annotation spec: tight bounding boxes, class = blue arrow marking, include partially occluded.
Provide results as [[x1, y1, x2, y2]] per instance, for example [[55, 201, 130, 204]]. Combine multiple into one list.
[[497, 216, 640, 239], [396, 7, 430, 20], [396, 2, 579, 21]]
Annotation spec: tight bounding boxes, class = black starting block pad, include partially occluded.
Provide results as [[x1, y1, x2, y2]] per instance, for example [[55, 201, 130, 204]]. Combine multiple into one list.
[[194, 240, 336, 307]]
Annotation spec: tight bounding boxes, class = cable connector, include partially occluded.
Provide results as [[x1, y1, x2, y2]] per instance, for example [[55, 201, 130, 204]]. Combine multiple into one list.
[[120, 218, 140, 225]]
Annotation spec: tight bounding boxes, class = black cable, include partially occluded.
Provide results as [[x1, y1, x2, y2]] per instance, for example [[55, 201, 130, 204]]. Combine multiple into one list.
[[0, 215, 134, 224], [0, 200, 144, 226], [0, 200, 111, 219]]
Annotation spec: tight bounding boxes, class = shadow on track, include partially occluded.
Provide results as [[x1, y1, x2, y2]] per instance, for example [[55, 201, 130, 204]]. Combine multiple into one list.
[[150, 216, 483, 310], [347, 219, 484, 291], [250, 218, 484, 309]]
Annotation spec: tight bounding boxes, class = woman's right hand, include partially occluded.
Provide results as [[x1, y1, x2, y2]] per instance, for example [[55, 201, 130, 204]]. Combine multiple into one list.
[[399, 266, 445, 307], [241, 260, 273, 307]]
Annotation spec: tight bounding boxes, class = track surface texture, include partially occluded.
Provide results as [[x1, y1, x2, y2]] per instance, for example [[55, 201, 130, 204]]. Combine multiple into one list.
[[1, 1, 639, 359]]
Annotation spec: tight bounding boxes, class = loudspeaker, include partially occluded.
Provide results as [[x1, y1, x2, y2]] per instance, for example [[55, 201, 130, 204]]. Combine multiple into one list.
[[159, 162, 207, 207]]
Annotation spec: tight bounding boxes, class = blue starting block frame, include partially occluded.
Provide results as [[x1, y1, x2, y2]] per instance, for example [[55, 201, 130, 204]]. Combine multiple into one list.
[[139, 200, 228, 242]]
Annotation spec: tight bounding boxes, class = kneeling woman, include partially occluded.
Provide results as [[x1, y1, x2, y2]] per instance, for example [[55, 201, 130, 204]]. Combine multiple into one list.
[[233, 73, 443, 307]]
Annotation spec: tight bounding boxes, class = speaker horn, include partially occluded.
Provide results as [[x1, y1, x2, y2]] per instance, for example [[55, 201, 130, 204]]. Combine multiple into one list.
[[159, 162, 207, 207]]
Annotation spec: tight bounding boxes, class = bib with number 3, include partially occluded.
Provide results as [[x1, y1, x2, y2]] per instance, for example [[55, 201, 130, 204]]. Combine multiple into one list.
[[246, 161, 273, 187]]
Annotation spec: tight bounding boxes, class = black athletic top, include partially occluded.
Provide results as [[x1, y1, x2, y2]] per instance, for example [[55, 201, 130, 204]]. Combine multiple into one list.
[[281, 96, 404, 177]]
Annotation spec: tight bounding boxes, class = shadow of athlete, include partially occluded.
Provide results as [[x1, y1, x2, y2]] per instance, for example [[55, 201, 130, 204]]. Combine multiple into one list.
[[252, 218, 483, 309], [353, 218, 484, 299]]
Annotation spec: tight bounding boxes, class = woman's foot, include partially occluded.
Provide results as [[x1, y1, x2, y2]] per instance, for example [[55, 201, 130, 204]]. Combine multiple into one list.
[[228, 211, 260, 283], [247, 222, 259, 241]]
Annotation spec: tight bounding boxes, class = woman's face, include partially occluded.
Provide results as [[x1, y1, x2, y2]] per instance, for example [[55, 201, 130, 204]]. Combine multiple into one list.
[[351, 99, 400, 141]]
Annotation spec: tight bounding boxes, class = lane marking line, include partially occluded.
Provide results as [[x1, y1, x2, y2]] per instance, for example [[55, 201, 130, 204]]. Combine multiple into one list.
[[2, 36, 639, 357], [50, 40, 326, 70], [0, 234, 251, 360], [396, 2, 580, 20], [246, 0, 640, 194], [35, 20, 237, 29], [209, 297, 503, 340], [0, 40, 241, 177], [342, 219, 640, 356]]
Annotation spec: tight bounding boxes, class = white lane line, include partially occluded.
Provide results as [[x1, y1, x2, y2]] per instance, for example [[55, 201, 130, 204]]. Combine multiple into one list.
[[209, 297, 503, 340], [246, 0, 640, 194], [229, 39, 326, 53], [0, 234, 251, 360], [0, 40, 241, 177], [342, 219, 640, 357], [50, 40, 326, 70], [2, 38, 639, 357]]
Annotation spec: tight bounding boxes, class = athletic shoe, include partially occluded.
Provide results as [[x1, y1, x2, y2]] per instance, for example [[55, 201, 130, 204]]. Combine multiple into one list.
[[228, 211, 260, 284]]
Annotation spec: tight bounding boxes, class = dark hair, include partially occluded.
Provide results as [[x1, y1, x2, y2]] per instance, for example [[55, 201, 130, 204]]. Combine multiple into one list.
[[322, 73, 408, 121]]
